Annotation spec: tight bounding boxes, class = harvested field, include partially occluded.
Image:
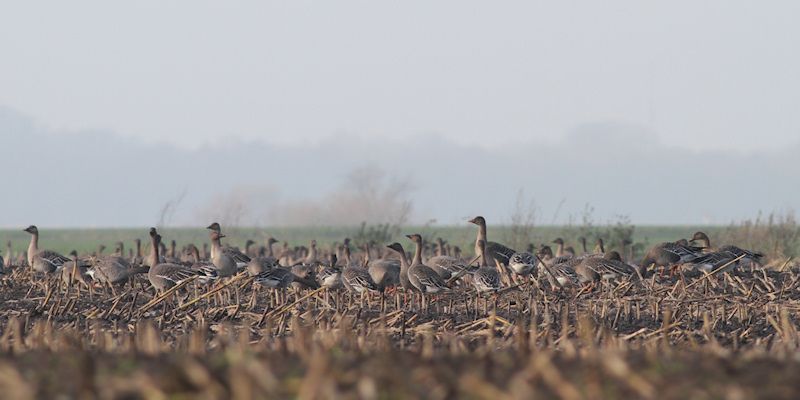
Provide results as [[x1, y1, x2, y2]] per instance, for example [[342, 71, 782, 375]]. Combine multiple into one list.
[[1, 260, 800, 399]]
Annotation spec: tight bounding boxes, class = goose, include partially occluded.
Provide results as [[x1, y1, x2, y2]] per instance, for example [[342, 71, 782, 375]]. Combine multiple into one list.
[[246, 256, 280, 277], [552, 238, 570, 258], [640, 239, 706, 271], [318, 254, 343, 290], [467, 216, 516, 266], [507, 251, 537, 278], [364, 242, 400, 292], [472, 239, 501, 294], [185, 244, 219, 276], [406, 234, 452, 280], [536, 246, 580, 288], [305, 240, 319, 265], [595, 238, 606, 254], [148, 234, 216, 294], [24, 225, 70, 274], [132, 238, 144, 265], [386, 242, 415, 293], [690, 232, 764, 267], [144, 228, 167, 267], [405, 234, 449, 294], [341, 243, 378, 294], [209, 230, 239, 278], [253, 265, 295, 289], [4, 240, 12, 268], [61, 251, 90, 287], [205, 222, 251, 268], [113, 242, 125, 257], [262, 237, 280, 266], [291, 262, 321, 290], [579, 237, 589, 255], [576, 251, 640, 282], [244, 239, 256, 258], [87, 253, 147, 286]]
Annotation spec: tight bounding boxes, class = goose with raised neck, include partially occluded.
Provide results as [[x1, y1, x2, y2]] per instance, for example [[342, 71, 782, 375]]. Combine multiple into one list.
[[24, 225, 70, 274], [148, 233, 216, 293], [467, 216, 516, 266], [404, 234, 449, 294]]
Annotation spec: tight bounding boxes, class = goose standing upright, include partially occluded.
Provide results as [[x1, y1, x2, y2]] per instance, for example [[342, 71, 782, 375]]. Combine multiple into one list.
[[406, 234, 452, 280], [467, 216, 516, 266], [206, 222, 251, 269], [24, 225, 70, 274], [386, 242, 414, 293], [5, 241, 12, 268], [148, 233, 216, 294], [209, 230, 238, 278], [341, 241, 377, 294], [405, 234, 449, 294]]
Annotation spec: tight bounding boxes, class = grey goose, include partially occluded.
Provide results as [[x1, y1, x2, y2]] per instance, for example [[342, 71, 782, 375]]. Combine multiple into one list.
[[87, 254, 146, 286], [690, 231, 764, 267], [405, 234, 452, 280], [575, 251, 640, 282], [61, 251, 91, 286], [364, 242, 400, 292], [471, 239, 501, 294], [386, 242, 415, 293], [24, 225, 71, 274], [341, 244, 378, 294], [318, 254, 343, 290], [148, 233, 216, 294], [205, 222, 252, 268], [405, 234, 449, 294], [640, 239, 706, 270], [467, 216, 516, 266], [208, 230, 239, 278]]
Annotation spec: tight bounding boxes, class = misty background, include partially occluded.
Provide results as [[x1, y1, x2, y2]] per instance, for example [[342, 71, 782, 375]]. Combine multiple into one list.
[[1, 1, 799, 228]]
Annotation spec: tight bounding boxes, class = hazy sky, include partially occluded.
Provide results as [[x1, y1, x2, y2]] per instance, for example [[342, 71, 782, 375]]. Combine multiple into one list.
[[2, 1, 799, 151]]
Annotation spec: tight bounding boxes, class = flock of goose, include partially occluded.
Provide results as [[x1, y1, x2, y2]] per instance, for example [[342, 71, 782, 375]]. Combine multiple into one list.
[[0, 217, 765, 306]]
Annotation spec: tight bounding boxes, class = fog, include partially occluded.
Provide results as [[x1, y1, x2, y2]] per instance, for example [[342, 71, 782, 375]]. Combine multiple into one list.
[[2, 107, 797, 227]]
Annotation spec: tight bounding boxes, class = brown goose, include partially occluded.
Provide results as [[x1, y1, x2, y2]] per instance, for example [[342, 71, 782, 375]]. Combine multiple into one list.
[[24, 225, 70, 274], [148, 234, 216, 293], [467, 216, 516, 266]]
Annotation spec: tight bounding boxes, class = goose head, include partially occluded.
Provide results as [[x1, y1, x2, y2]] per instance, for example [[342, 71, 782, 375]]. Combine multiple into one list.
[[206, 222, 222, 232], [467, 216, 486, 226]]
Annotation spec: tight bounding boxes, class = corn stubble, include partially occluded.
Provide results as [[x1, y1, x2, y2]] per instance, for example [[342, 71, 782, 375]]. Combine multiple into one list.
[[1, 264, 800, 399]]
